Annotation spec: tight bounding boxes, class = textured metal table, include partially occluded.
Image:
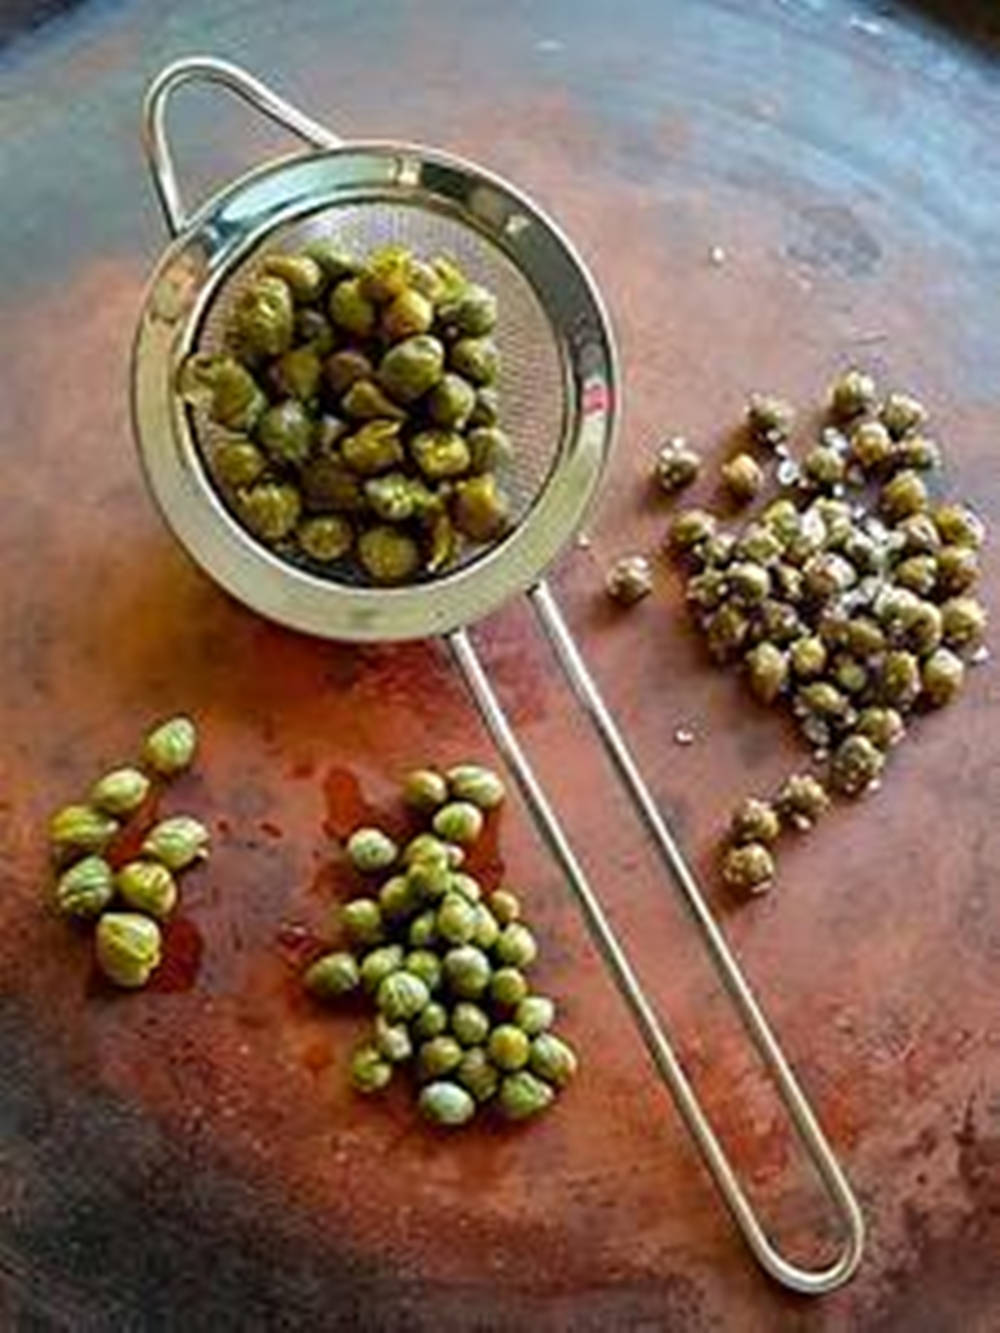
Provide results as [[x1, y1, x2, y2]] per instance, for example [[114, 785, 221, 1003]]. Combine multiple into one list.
[[1, 2, 999, 1329]]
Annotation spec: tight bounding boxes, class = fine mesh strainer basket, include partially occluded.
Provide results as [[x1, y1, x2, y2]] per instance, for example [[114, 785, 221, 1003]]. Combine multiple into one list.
[[133, 57, 863, 1293]]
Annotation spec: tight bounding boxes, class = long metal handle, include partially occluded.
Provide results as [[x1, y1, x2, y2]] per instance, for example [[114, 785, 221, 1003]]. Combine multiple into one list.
[[449, 589, 864, 1295], [142, 57, 342, 237]]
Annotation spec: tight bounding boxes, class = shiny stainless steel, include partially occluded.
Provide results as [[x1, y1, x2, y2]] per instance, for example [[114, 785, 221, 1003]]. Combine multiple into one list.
[[136, 56, 863, 1292]]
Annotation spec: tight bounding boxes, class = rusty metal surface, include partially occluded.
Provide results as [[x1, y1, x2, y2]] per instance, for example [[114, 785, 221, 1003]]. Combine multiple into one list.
[[2, 1, 1000, 1329]]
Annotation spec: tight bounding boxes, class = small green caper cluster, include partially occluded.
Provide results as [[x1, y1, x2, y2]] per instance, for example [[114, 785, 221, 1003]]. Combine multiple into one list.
[[48, 717, 209, 987], [664, 371, 987, 893], [302, 762, 578, 1128], [180, 242, 512, 585], [720, 775, 831, 895]]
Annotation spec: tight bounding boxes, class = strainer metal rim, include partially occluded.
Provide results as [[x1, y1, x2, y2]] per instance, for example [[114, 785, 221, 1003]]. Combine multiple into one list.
[[132, 139, 617, 642]]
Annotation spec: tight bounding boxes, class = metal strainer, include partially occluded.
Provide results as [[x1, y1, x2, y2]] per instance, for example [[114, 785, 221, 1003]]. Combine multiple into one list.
[[134, 57, 863, 1293]]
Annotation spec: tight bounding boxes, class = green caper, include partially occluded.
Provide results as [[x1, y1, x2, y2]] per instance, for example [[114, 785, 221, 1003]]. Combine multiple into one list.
[[798, 680, 849, 719], [143, 716, 198, 776], [49, 804, 118, 863], [456, 1047, 500, 1102], [237, 482, 302, 543], [449, 336, 499, 385], [706, 603, 750, 663], [438, 284, 498, 337], [855, 706, 905, 750], [362, 472, 430, 523], [451, 1001, 491, 1047], [721, 452, 763, 504], [495, 922, 538, 969], [747, 392, 795, 445], [340, 421, 405, 477], [935, 503, 985, 550], [878, 650, 921, 710], [409, 429, 470, 481], [403, 833, 458, 868], [802, 552, 857, 601], [346, 827, 398, 873], [845, 617, 886, 659], [429, 255, 468, 303], [328, 277, 377, 337], [443, 944, 492, 998], [902, 601, 943, 655], [116, 859, 177, 919], [374, 1012, 413, 1063], [350, 1043, 392, 1094], [413, 1001, 449, 1040], [377, 969, 430, 1022], [208, 359, 268, 432], [407, 858, 451, 903], [790, 635, 828, 679], [453, 474, 511, 542], [445, 764, 505, 811], [469, 386, 500, 428], [735, 524, 784, 566], [360, 945, 403, 992], [756, 599, 803, 646], [298, 515, 353, 563], [324, 348, 373, 396], [417, 1035, 464, 1081], [357, 526, 421, 583], [499, 1070, 555, 1120], [302, 239, 358, 281], [402, 769, 448, 812], [940, 596, 987, 650], [472, 904, 500, 950], [271, 345, 323, 403], [655, 436, 701, 493], [89, 767, 151, 817], [775, 773, 830, 829], [359, 244, 414, 302], [936, 546, 979, 595], [728, 562, 771, 606], [880, 469, 928, 521], [487, 1023, 530, 1071], [300, 457, 366, 513], [921, 648, 965, 706], [304, 950, 360, 1000], [745, 642, 789, 705], [802, 444, 846, 490], [427, 373, 477, 429], [832, 655, 868, 696], [842, 530, 882, 574], [529, 1033, 578, 1088], [490, 966, 529, 1008], [95, 912, 162, 988], [720, 843, 775, 894], [467, 427, 514, 476], [829, 369, 877, 421], [341, 897, 384, 947], [377, 335, 445, 403], [895, 434, 941, 471], [232, 275, 294, 359], [407, 257, 445, 301], [379, 874, 417, 923], [382, 288, 435, 342], [295, 308, 336, 353], [341, 379, 407, 422], [686, 569, 728, 612], [257, 400, 314, 466], [408, 909, 439, 949], [262, 252, 325, 303], [54, 855, 114, 919], [829, 734, 883, 797], [418, 1079, 475, 1126], [433, 801, 485, 845], [515, 995, 556, 1036], [880, 391, 927, 439], [730, 797, 780, 845], [436, 893, 477, 945], [405, 949, 443, 992], [214, 439, 268, 488], [141, 816, 210, 871], [314, 411, 350, 452], [489, 890, 521, 925], [670, 508, 717, 552], [449, 872, 482, 904]]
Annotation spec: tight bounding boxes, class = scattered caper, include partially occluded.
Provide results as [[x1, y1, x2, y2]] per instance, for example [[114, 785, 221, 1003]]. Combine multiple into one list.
[[442, 944, 492, 998], [419, 1080, 475, 1126], [359, 944, 404, 993], [881, 469, 928, 521], [936, 545, 979, 595], [670, 508, 718, 552], [351, 1044, 392, 1094], [940, 596, 987, 650], [95, 912, 162, 989], [721, 452, 764, 504], [341, 898, 385, 947], [116, 860, 178, 920], [655, 437, 701, 493], [529, 1033, 578, 1088], [895, 554, 938, 597], [776, 774, 830, 830], [499, 1070, 555, 1120], [141, 816, 210, 871], [377, 970, 430, 1023], [721, 843, 775, 895], [456, 1047, 500, 1102], [829, 734, 884, 797], [304, 951, 361, 1000], [934, 503, 985, 550], [403, 769, 449, 813], [433, 801, 485, 845], [374, 1013, 413, 1063], [802, 444, 846, 490], [495, 923, 538, 969], [515, 995, 556, 1036], [606, 555, 654, 605], [89, 767, 151, 817], [855, 706, 906, 750], [730, 797, 781, 845], [881, 391, 927, 439], [487, 1024, 531, 1071], [922, 648, 965, 706], [829, 369, 877, 421], [49, 804, 118, 863], [745, 642, 789, 704], [417, 1035, 464, 1081], [728, 561, 770, 606], [405, 948, 443, 993], [490, 966, 529, 1008], [879, 650, 922, 711], [747, 392, 795, 446], [489, 889, 521, 925], [451, 1001, 491, 1047], [55, 855, 114, 919], [346, 827, 398, 874], [413, 1001, 449, 1041], [790, 635, 828, 679], [895, 435, 941, 472]]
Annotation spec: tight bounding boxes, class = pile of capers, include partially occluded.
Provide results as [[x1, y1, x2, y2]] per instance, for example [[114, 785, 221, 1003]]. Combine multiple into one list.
[[666, 370, 988, 892], [48, 717, 209, 986], [179, 240, 512, 585], [303, 762, 578, 1128]]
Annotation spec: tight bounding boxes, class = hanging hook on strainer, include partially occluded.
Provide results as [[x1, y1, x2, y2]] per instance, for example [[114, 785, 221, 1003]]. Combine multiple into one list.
[[133, 57, 863, 1293]]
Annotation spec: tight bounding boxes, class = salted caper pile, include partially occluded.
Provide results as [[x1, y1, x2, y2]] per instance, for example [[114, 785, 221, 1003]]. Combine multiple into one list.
[[179, 241, 513, 584], [48, 717, 210, 986], [303, 763, 578, 1128], [666, 370, 988, 893]]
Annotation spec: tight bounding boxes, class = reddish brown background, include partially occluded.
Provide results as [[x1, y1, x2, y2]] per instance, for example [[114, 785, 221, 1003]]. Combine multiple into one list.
[[2, 1, 1000, 1329]]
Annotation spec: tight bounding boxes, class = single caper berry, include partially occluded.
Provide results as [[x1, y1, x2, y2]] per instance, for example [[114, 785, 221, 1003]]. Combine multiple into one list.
[[802, 444, 846, 490], [702, 532, 737, 567], [499, 1070, 555, 1120], [802, 552, 857, 601], [469, 386, 500, 429], [845, 617, 886, 659], [49, 804, 119, 863], [490, 966, 529, 1008], [116, 859, 177, 920], [775, 774, 830, 830], [437, 893, 477, 946], [686, 569, 728, 612], [95, 912, 162, 989], [141, 816, 209, 871], [408, 909, 439, 949], [456, 1047, 500, 1102], [407, 857, 451, 903], [655, 437, 701, 493], [342, 378, 407, 422], [214, 439, 268, 489], [487, 1023, 531, 1071], [934, 503, 985, 550], [729, 562, 771, 606], [670, 508, 718, 553], [736, 524, 784, 567], [406, 949, 443, 993], [417, 1035, 464, 1082], [433, 801, 485, 846], [730, 797, 780, 846], [879, 650, 922, 711], [895, 434, 941, 472], [515, 995, 556, 1036], [881, 469, 928, 521], [350, 1043, 392, 1094], [295, 308, 336, 354], [238, 482, 302, 543], [377, 969, 430, 1023], [446, 764, 506, 810], [881, 391, 927, 439], [745, 641, 789, 705], [495, 922, 538, 969], [304, 951, 360, 1000], [721, 843, 775, 895], [341, 897, 384, 947], [940, 596, 988, 650], [141, 717, 198, 778], [427, 372, 477, 430], [790, 635, 828, 679], [605, 554, 654, 606], [271, 344, 323, 402], [89, 767, 151, 817], [419, 1079, 475, 1126], [438, 283, 498, 337], [256, 399, 314, 467], [402, 768, 449, 813], [721, 452, 764, 504], [324, 348, 373, 396], [413, 1001, 449, 1040], [378, 874, 416, 923], [54, 855, 114, 919], [358, 525, 420, 584], [832, 655, 868, 696], [449, 336, 499, 385], [298, 515, 353, 563], [443, 944, 492, 998], [341, 421, 405, 477], [382, 287, 435, 342], [529, 1033, 578, 1088], [329, 277, 377, 337], [936, 546, 979, 596], [798, 680, 849, 720], [921, 648, 965, 707], [402, 833, 451, 868], [346, 827, 398, 874], [450, 872, 482, 904], [262, 252, 325, 303], [232, 275, 294, 359], [747, 392, 795, 446], [829, 369, 877, 421], [374, 1012, 413, 1063], [472, 904, 500, 951], [830, 734, 884, 797], [359, 943, 404, 993], [451, 1001, 491, 1047], [706, 603, 750, 663], [855, 706, 905, 750]]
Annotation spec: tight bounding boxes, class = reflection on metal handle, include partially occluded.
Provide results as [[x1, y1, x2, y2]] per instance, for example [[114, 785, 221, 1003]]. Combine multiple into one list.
[[449, 590, 864, 1295], [142, 56, 342, 237]]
